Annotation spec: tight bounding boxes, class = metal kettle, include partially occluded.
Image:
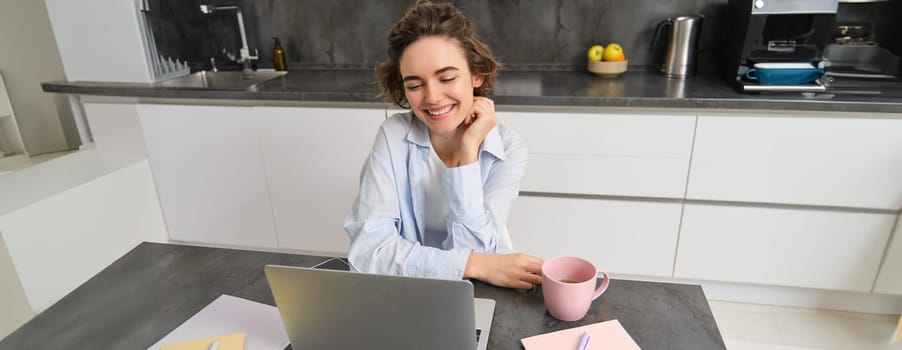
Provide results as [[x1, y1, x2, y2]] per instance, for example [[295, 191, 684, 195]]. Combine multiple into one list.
[[650, 15, 704, 79]]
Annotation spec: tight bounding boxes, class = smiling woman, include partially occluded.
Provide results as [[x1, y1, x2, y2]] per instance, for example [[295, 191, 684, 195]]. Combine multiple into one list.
[[399, 36, 486, 153], [344, 0, 544, 290]]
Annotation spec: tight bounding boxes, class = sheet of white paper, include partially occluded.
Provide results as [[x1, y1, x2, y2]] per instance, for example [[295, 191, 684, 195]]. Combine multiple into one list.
[[146, 294, 289, 350]]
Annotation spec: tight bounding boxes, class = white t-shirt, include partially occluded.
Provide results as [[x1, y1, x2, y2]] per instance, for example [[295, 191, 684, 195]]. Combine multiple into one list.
[[422, 146, 450, 248]]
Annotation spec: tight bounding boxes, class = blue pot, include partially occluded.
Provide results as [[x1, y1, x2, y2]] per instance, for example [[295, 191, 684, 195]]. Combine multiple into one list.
[[745, 63, 825, 85]]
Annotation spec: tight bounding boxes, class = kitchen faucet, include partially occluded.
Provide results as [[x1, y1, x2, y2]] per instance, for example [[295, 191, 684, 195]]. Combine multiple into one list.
[[200, 4, 258, 72]]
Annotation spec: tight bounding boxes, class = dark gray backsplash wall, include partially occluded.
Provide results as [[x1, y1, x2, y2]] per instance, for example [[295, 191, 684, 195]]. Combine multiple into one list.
[[148, 0, 727, 71]]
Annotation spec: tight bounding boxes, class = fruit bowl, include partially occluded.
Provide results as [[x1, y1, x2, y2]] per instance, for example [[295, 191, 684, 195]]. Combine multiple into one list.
[[588, 59, 628, 78]]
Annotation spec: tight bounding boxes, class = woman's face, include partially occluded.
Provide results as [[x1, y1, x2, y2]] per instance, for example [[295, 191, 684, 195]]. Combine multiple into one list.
[[399, 36, 484, 138]]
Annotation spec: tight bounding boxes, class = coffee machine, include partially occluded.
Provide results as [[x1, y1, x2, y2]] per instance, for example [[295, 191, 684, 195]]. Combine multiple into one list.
[[720, 0, 839, 92], [824, 0, 902, 80]]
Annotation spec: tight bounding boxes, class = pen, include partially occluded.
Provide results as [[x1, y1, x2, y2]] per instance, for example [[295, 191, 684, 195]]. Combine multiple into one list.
[[208, 340, 219, 350], [577, 331, 590, 350]]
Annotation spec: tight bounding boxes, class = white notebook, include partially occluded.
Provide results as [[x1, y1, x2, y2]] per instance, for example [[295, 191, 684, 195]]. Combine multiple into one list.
[[146, 294, 289, 350]]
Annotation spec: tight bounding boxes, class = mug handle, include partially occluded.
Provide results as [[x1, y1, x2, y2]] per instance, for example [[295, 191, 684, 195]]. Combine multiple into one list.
[[745, 68, 758, 80], [745, 68, 758, 81], [591, 270, 610, 301]]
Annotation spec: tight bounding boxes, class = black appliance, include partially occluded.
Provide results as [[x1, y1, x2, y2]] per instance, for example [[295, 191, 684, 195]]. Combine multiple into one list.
[[720, 0, 839, 92], [822, 0, 902, 84]]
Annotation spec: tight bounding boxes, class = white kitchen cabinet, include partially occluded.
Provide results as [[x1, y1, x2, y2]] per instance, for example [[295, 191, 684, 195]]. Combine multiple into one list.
[[873, 214, 902, 295], [508, 196, 682, 277], [498, 111, 696, 199], [386, 109, 408, 119], [255, 107, 384, 254], [138, 104, 278, 248], [687, 115, 902, 210], [674, 204, 895, 292]]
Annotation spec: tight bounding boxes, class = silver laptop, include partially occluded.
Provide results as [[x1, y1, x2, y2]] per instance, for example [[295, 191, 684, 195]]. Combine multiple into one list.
[[264, 263, 495, 350]]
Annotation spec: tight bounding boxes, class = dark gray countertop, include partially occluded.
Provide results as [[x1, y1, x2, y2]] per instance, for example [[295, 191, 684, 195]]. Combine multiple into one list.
[[42, 69, 902, 114], [0, 242, 725, 350]]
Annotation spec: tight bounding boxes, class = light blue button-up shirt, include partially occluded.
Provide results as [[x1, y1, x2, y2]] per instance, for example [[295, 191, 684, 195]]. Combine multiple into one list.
[[344, 112, 527, 280]]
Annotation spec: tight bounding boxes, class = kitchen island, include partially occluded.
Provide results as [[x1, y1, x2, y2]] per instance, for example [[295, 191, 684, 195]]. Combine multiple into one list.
[[38, 68, 902, 316]]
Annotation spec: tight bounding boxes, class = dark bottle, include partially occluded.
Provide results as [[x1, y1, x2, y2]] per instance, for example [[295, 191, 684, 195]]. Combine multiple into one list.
[[272, 37, 287, 71]]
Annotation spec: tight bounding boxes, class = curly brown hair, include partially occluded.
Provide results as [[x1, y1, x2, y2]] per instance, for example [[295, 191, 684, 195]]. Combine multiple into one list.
[[376, 1, 500, 109]]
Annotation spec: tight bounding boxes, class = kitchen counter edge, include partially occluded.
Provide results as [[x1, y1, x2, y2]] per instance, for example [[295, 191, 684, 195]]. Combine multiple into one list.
[[41, 69, 902, 114]]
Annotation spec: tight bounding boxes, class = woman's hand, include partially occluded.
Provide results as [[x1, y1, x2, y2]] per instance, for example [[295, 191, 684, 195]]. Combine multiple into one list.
[[464, 251, 544, 289], [457, 96, 497, 165]]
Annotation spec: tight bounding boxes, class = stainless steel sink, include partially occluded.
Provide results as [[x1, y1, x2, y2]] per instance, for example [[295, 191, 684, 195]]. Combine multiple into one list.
[[157, 71, 287, 90]]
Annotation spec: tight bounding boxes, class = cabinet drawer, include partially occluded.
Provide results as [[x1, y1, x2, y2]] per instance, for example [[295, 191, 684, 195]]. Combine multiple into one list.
[[674, 204, 894, 292], [509, 196, 682, 277], [498, 112, 695, 199], [687, 116, 902, 209]]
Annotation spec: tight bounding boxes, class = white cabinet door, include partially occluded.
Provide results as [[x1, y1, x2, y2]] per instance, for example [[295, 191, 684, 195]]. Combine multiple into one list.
[[874, 214, 902, 295], [498, 111, 696, 199], [138, 104, 278, 248], [687, 116, 902, 209], [508, 196, 682, 277], [256, 107, 384, 254], [674, 204, 895, 292]]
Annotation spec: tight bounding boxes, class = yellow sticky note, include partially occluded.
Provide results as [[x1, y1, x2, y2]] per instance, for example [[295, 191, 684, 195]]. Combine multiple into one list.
[[161, 332, 245, 350]]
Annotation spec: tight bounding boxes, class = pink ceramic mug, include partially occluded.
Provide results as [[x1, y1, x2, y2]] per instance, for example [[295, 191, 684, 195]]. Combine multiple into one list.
[[541, 256, 610, 321]]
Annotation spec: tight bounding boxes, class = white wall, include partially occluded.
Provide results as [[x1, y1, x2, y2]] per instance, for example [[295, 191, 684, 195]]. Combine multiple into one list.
[[0, 234, 34, 339], [44, 0, 152, 83], [82, 102, 148, 157], [0, 0, 78, 155], [0, 158, 168, 312]]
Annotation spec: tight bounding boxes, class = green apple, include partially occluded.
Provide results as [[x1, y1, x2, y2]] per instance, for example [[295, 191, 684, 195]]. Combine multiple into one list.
[[587, 44, 605, 62]]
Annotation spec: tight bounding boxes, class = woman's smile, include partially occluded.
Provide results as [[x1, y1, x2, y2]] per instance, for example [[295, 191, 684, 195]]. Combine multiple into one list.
[[426, 104, 456, 121]]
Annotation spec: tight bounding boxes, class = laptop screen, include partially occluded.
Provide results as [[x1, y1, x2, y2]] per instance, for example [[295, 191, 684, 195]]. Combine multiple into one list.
[[265, 264, 493, 350]]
